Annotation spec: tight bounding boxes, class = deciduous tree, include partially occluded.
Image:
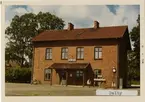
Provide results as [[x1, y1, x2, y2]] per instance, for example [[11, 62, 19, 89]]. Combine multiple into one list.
[[5, 12, 65, 67], [128, 15, 140, 81]]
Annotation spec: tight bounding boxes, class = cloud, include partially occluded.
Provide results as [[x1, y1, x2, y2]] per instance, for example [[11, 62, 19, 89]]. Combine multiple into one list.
[[5, 5, 32, 22], [5, 5, 140, 32], [56, 5, 139, 31], [14, 7, 29, 14], [5, 20, 10, 28], [30, 5, 61, 14]]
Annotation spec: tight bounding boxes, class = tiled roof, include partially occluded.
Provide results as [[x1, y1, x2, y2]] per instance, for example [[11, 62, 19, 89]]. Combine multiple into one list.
[[32, 25, 128, 42]]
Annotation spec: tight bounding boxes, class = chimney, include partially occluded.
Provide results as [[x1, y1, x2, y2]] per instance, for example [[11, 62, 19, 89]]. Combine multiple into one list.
[[68, 23, 74, 30], [94, 21, 99, 29]]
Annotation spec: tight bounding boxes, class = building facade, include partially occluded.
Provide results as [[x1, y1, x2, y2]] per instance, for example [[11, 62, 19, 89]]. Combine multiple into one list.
[[32, 21, 131, 88]]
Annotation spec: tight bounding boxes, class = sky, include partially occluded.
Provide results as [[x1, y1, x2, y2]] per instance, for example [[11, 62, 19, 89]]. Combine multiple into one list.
[[5, 5, 139, 32]]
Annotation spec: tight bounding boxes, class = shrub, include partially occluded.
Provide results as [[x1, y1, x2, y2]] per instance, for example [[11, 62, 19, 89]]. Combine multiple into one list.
[[5, 67, 32, 83]]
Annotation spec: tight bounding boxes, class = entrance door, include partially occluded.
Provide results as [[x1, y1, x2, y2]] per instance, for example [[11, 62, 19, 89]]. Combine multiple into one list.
[[75, 70, 83, 85], [60, 71, 66, 85]]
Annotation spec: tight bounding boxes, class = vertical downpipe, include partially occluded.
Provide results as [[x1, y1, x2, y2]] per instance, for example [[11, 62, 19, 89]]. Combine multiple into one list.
[[31, 46, 35, 84], [116, 41, 120, 88]]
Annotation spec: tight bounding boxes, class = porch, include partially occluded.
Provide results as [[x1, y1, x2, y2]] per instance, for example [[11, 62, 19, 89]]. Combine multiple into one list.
[[49, 63, 91, 87]]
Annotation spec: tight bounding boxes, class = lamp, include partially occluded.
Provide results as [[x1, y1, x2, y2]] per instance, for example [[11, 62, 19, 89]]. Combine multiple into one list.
[[112, 67, 116, 73]]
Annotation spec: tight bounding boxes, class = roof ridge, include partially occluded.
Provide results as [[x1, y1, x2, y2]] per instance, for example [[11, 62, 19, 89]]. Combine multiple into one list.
[[44, 25, 127, 32], [72, 25, 127, 30]]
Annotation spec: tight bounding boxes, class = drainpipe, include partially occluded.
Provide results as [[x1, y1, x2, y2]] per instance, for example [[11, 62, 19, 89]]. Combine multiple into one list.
[[116, 40, 120, 88], [31, 45, 35, 84]]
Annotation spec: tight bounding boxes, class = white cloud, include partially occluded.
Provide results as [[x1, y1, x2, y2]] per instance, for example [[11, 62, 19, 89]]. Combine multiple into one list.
[[5, 20, 10, 29], [56, 5, 116, 28], [111, 5, 139, 32], [58, 6, 89, 19], [30, 5, 61, 14], [13, 7, 29, 14], [5, 5, 139, 32]]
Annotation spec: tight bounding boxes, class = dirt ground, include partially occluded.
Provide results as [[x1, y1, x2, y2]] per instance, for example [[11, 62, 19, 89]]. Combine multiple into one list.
[[5, 83, 140, 96]]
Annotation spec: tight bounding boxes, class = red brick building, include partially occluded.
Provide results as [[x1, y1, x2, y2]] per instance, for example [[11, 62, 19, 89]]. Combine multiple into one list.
[[32, 21, 131, 88]]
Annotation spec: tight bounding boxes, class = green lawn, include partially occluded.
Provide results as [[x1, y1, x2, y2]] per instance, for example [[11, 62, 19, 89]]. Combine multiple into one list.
[[5, 83, 97, 96], [5, 83, 140, 96]]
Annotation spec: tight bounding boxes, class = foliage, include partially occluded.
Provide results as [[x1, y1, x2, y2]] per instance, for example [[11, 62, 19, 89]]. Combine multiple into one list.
[[5, 12, 65, 67], [5, 67, 31, 83], [128, 15, 140, 81], [131, 80, 140, 85]]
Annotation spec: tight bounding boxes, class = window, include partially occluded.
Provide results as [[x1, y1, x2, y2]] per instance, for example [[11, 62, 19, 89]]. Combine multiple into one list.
[[77, 47, 84, 59], [44, 69, 51, 80], [94, 47, 102, 59], [45, 48, 52, 60], [76, 70, 83, 77], [61, 48, 68, 59], [94, 69, 102, 78]]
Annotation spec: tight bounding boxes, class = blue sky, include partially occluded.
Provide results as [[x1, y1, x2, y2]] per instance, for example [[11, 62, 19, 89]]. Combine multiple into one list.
[[5, 5, 140, 32]]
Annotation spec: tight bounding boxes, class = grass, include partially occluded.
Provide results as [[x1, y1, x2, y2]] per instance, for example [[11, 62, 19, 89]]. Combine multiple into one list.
[[5, 83, 140, 96], [5, 83, 97, 96], [131, 80, 140, 85]]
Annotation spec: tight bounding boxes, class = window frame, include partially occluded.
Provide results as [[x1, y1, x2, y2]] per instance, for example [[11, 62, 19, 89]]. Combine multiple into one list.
[[76, 47, 84, 60], [61, 47, 68, 60], [44, 68, 52, 81], [76, 70, 83, 78], [94, 47, 102, 60], [45, 48, 52, 60]]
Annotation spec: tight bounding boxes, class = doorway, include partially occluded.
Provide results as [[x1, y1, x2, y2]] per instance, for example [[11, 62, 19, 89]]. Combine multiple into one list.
[[56, 70, 66, 85], [60, 70, 66, 85]]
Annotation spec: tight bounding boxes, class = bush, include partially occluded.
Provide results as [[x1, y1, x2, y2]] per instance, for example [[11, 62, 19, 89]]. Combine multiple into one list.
[[5, 67, 32, 83]]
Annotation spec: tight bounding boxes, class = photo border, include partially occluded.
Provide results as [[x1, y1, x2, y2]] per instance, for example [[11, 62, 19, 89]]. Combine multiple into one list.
[[1, 0, 145, 102]]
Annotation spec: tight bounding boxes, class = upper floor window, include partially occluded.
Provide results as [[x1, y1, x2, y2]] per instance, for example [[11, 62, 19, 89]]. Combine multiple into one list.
[[44, 68, 51, 80], [61, 48, 68, 59], [45, 48, 52, 60], [77, 47, 84, 59], [94, 47, 102, 59]]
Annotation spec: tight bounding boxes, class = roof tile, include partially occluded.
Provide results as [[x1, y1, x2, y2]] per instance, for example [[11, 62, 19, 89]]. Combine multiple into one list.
[[32, 26, 128, 42]]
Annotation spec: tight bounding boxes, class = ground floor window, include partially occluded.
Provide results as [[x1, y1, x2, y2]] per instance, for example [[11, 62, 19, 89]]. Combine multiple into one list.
[[94, 69, 102, 78], [44, 69, 51, 80], [76, 70, 83, 77]]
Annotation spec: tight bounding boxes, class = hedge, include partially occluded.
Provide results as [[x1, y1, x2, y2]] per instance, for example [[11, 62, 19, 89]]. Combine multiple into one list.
[[5, 67, 32, 83]]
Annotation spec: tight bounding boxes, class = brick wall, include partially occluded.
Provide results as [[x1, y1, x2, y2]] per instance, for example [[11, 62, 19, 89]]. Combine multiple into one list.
[[33, 39, 119, 88]]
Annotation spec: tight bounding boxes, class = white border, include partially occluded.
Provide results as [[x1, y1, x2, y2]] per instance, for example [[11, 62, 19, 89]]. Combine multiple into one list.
[[0, 1, 2, 102], [1, 0, 145, 102]]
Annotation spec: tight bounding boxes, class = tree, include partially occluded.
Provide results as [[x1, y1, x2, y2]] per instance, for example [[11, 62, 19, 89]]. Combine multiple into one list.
[[5, 12, 65, 68], [128, 15, 140, 81]]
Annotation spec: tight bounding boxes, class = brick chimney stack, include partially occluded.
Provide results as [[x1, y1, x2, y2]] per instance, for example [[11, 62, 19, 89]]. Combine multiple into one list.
[[68, 23, 74, 30], [94, 21, 99, 29]]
